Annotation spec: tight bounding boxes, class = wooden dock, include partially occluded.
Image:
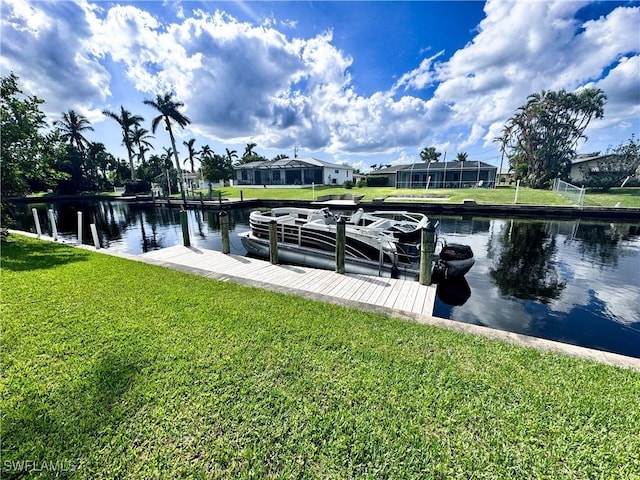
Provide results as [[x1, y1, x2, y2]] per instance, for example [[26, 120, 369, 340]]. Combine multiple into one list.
[[140, 245, 437, 319]]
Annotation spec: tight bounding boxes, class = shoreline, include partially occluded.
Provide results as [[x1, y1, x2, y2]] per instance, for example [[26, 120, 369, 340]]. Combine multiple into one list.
[[9, 194, 640, 221]]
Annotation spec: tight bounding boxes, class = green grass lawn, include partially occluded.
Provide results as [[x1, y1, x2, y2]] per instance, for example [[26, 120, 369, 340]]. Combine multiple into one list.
[[2, 236, 640, 479], [194, 185, 640, 207]]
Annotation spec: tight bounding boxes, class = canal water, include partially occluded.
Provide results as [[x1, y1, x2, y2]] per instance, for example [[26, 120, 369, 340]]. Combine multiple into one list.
[[12, 200, 640, 359]]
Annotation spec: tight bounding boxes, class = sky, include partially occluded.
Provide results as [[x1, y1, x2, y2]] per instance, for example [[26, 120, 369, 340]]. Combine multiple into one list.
[[2, 0, 639, 173]]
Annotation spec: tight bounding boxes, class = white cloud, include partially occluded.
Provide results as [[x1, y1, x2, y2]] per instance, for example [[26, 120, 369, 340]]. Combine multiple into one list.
[[1, 0, 638, 162]]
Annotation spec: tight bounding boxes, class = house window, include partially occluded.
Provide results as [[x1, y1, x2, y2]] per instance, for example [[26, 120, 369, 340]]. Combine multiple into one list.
[[335, 169, 339, 174], [332, 178, 337, 184]]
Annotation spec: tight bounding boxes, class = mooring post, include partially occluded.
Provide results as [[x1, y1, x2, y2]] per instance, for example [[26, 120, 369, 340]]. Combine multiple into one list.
[[218, 191, 222, 206], [199, 191, 204, 206], [180, 209, 190, 247], [219, 211, 230, 254], [90, 223, 100, 249], [32, 208, 42, 237], [269, 220, 278, 264], [514, 179, 521, 204], [419, 223, 436, 285], [336, 217, 346, 274], [240, 190, 244, 202], [77, 211, 83, 245], [47, 209, 58, 241]]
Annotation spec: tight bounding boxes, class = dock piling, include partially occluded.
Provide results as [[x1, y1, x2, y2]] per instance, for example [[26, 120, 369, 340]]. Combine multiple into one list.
[[336, 217, 346, 274], [32, 208, 42, 238], [419, 223, 436, 285], [269, 220, 278, 264], [220, 211, 230, 254], [77, 211, 83, 245], [180, 209, 191, 247], [47, 209, 58, 241], [90, 223, 100, 249]]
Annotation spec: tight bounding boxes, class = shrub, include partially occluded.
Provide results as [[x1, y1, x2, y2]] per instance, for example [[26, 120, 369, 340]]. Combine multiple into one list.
[[343, 180, 354, 189], [365, 175, 389, 187], [124, 180, 151, 195]]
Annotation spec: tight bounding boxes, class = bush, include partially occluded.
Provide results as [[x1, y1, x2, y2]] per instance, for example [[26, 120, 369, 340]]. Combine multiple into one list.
[[365, 175, 389, 187], [343, 180, 354, 189], [124, 180, 151, 195], [356, 178, 367, 188]]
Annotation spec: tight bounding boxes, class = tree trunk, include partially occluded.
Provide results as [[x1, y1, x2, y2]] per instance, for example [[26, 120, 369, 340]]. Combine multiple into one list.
[[166, 118, 186, 203]]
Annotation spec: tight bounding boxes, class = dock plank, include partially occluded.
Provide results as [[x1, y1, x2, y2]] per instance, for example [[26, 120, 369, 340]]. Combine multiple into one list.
[[141, 245, 437, 317]]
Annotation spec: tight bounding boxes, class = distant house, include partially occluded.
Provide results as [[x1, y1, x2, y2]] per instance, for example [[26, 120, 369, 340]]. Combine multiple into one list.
[[368, 161, 498, 189], [570, 152, 613, 183], [234, 157, 353, 186]]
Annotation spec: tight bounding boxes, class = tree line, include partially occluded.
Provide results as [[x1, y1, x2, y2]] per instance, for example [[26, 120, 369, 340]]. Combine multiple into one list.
[[1, 73, 291, 204]]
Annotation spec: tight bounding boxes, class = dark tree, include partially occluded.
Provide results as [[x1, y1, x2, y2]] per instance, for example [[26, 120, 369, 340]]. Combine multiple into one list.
[[496, 88, 606, 189], [420, 147, 441, 163]]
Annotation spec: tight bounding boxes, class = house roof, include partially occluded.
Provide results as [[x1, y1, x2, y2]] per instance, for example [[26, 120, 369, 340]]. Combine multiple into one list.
[[570, 153, 613, 166], [370, 161, 497, 174], [234, 157, 352, 170]]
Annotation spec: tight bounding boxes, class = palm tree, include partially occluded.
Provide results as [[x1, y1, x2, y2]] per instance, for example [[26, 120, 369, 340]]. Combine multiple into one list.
[[183, 138, 198, 173], [102, 106, 144, 180], [420, 147, 441, 163], [456, 152, 468, 162], [243, 142, 257, 159], [200, 144, 214, 160], [54, 110, 94, 152], [130, 125, 154, 165], [144, 92, 191, 202], [225, 148, 238, 165]]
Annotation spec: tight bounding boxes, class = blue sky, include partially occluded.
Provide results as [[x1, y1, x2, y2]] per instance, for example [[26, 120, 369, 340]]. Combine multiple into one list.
[[2, 0, 639, 172]]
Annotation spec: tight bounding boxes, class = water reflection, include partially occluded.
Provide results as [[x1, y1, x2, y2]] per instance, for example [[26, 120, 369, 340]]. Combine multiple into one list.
[[433, 216, 640, 358], [14, 201, 250, 255], [488, 221, 566, 303]]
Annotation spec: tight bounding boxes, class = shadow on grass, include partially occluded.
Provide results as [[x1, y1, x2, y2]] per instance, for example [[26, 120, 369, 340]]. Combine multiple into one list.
[[2, 347, 146, 479], [1, 236, 90, 272]]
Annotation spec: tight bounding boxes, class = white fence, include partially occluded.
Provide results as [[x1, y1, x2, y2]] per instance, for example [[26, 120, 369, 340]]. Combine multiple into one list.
[[553, 178, 585, 206]]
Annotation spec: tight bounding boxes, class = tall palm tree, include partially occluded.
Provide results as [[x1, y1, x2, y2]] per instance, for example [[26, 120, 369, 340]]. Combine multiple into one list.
[[102, 106, 144, 180], [54, 109, 94, 152], [183, 138, 198, 173], [225, 147, 238, 165], [456, 152, 468, 162], [144, 92, 191, 202], [130, 125, 154, 165]]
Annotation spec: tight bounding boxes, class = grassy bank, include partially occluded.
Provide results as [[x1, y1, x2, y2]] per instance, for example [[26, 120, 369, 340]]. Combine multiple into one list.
[[200, 186, 640, 207], [2, 236, 639, 479]]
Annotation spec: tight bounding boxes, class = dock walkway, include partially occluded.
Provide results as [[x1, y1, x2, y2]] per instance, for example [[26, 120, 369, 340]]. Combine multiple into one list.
[[140, 245, 437, 320]]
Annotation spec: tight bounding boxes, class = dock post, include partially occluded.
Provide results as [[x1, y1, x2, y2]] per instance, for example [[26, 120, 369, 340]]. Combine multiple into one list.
[[419, 223, 436, 285], [199, 191, 204, 206], [240, 190, 243, 202], [269, 220, 278, 264], [32, 208, 42, 237], [180, 209, 191, 247], [336, 217, 346, 274], [47, 209, 58, 241], [77, 211, 83, 245], [90, 223, 100, 249], [218, 191, 222, 206], [220, 211, 230, 254]]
